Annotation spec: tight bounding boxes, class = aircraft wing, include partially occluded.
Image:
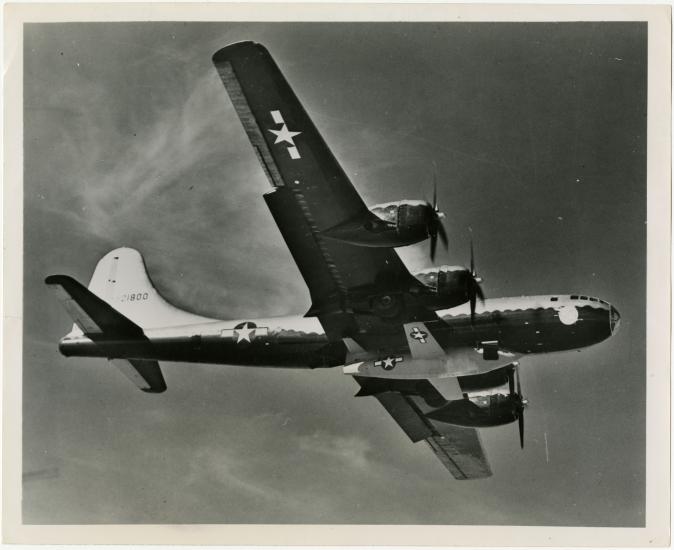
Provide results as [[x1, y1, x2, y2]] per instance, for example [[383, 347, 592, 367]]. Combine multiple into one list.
[[212, 42, 427, 329], [354, 376, 492, 480]]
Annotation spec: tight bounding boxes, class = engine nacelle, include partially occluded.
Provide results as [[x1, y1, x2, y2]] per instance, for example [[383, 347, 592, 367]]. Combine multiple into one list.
[[322, 200, 432, 247], [427, 365, 522, 428], [413, 265, 473, 309], [369, 200, 429, 238]]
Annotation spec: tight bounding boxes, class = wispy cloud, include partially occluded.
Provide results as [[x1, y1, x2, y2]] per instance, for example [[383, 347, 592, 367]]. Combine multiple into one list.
[[52, 72, 236, 239], [298, 431, 372, 470]]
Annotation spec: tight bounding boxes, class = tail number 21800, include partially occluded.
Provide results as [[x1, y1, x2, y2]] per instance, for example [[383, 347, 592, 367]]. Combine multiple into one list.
[[119, 292, 149, 303]]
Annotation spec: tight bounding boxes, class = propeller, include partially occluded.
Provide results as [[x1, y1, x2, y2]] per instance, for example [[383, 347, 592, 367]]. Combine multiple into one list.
[[425, 165, 448, 261], [467, 236, 485, 324], [509, 364, 528, 449]]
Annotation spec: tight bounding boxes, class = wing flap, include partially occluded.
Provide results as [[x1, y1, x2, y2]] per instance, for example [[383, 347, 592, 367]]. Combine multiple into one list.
[[426, 426, 492, 480], [374, 392, 433, 443], [264, 187, 342, 310]]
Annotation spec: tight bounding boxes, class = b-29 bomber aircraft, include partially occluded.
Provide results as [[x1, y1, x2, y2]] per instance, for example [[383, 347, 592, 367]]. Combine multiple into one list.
[[46, 42, 621, 479]]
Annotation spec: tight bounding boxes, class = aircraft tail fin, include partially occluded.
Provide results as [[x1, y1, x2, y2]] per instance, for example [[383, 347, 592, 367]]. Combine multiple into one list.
[[46, 247, 219, 392], [46, 246, 218, 393], [82, 247, 216, 330]]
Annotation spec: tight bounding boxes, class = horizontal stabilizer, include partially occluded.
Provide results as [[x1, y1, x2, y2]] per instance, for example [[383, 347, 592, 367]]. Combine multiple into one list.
[[45, 275, 144, 340], [109, 359, 167, 393]]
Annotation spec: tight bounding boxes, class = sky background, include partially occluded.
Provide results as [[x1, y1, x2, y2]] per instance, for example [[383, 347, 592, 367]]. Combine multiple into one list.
[[23, 22, 646, 525]]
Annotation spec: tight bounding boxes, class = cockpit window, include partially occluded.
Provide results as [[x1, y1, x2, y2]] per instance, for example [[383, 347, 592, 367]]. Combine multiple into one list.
[[580, 296, 588, 300], [590, 297, 598, 302], [570, 295, 578, 300], [550, 297, 558, 301]]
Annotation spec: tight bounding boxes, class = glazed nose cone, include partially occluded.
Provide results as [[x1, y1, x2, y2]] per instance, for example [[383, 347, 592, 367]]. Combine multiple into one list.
[[609, 306, 621, 335]]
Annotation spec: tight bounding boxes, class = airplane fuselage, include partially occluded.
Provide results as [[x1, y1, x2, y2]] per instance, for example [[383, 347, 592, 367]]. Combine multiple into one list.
[[59, 294, 620, 374]]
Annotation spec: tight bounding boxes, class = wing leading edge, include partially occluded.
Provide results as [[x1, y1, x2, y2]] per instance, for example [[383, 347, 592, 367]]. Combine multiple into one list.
[[354, 376, 492, 480]]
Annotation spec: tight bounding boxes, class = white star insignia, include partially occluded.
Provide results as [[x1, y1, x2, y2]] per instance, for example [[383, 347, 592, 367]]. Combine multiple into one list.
[[269, 124, 301, 146], [410, 327, 428, 344], [235, 323, 255, 344], [268, 110, 302, 159], [374, 355, 403, 370]]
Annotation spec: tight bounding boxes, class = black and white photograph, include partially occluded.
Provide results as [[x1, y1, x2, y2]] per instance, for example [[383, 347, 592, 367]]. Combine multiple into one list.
[[3, 3, 671, 546]]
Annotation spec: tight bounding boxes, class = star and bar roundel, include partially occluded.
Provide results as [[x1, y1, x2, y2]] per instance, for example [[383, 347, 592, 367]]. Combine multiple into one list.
[[371, 326, 434, 370], [268, 110, 302, 160], [220, 322, 269, 344], [410, 326, 428, 343], [374, 355, 404, 371]]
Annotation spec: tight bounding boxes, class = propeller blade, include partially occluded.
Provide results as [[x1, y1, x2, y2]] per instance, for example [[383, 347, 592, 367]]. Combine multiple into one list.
[[475, 281, 485, 302], [424, 194, 447, 261], [431, 161, 438, 210], [515, 365, 525, 448], [470, 237, 475, 274], [518, 412, 524, 449], [515, 365, 522, 397], [437, 220, 448, 249], [423, 163, 447, 261], [465, 237, 484, 325], [424, 201, 436, 230]]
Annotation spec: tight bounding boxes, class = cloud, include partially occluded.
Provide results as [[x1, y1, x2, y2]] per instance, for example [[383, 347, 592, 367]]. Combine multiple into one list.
[[297, 431, 373, 470], [46, 71, 236, 240]]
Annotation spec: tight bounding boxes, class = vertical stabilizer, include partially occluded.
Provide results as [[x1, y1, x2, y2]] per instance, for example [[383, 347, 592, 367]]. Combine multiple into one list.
[[86, 247, 216, 329]]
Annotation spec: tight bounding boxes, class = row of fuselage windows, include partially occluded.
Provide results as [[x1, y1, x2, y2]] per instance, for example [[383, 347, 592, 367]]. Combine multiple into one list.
[[551, 295, 608, 305]]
